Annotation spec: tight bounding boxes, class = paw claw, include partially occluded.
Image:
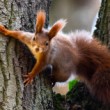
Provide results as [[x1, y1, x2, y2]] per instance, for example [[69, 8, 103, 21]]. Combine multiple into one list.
[[0, 25, 7, 35], [23, 75, 29, 78], [23, 78, 29, 84], [23, 73, 34, 86]]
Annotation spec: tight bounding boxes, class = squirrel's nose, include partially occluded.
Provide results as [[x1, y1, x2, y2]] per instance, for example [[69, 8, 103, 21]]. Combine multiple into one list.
[[35, 47, 39, 52]]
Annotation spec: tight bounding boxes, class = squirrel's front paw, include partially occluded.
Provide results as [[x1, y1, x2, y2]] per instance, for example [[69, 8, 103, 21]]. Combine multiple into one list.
[[0, 25, 7, 35], [23, 73, 34, 86]]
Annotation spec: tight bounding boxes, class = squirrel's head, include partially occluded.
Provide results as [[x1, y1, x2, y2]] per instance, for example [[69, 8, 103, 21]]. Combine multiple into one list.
[[32, 10, 66, 53]]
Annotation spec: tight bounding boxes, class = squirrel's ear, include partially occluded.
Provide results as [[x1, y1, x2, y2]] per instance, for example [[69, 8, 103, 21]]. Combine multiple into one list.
[[36, 10, 46, 33], [48, 19, 67, 39]]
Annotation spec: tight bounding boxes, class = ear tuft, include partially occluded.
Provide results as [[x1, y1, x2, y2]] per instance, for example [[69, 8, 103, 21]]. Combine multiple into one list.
[[48, 19, 67, 39], [36, 10, 46, 33], [55, 19, 67, 30]]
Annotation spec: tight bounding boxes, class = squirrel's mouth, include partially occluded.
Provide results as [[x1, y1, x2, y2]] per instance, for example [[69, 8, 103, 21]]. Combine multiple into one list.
[[38, 47, 48, 53]]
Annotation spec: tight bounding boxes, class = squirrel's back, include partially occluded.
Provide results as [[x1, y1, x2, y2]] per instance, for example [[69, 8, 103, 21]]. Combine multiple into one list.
[[46, 30, 93, 82], [47, 30, 110, 104]]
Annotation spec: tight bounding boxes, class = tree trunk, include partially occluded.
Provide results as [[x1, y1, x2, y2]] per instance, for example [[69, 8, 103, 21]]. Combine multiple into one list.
[[94, 0, 110, 46], [0, 0, 54, 110]]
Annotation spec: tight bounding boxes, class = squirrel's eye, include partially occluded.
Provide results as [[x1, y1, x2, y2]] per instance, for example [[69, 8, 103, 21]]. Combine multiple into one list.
[[33, 37, 36, 41], [45, 41, 49, 46]]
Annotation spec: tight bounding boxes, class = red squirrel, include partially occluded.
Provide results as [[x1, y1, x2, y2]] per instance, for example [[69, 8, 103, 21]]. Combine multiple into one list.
[[0, 10, 110, 104]]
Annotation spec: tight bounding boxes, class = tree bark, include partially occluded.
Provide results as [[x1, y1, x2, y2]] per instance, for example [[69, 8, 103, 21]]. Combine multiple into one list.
[[94, 0, 110, 46], [0, 0, 54, 110]]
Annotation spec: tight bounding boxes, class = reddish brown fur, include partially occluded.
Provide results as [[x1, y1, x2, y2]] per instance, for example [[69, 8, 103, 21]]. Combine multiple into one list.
[[47, 36, 79, 82], [46, 33, 110, 104], [75, 38, 110, 104], [36, 10, 46, 33], [48, 20, 66, 39], [47, 33, 110, 104]]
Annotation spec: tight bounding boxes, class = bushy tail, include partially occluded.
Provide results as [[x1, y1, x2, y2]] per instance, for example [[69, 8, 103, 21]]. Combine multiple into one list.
[[91, 70, 110, 104]]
